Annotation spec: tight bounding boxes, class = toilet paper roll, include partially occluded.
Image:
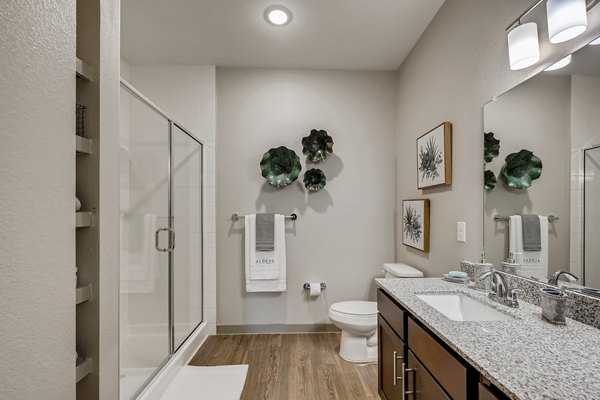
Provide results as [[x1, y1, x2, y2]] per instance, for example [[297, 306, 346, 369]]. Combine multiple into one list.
[[309, 283, 321, 297]]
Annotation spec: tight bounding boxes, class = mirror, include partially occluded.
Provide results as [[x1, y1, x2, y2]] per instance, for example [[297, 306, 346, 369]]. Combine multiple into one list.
[[483, 38, 600, 293]]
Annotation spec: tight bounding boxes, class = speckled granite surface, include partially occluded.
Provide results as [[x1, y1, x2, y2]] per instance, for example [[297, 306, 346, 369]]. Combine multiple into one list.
[[460, 261, 600, 329], [375, 277, 600, 400]]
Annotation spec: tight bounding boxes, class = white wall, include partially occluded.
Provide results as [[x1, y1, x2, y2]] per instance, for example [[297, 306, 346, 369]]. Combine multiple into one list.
[[0, 1, 76, 399], [216, 68, 397, 327], [483, 75, 572, 275], [123, 63, 218, 335], [98, 1, 121, 398], [394, 0, 600, 277]]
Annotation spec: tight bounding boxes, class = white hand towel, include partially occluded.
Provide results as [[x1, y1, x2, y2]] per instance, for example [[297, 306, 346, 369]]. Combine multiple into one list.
[[510, 215, 548, 281], [245, 214, 287, 292]]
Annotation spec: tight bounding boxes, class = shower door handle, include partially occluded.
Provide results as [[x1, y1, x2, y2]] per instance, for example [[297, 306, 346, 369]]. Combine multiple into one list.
[[168, 228, 175, 251], [155, 228, 171, 252]]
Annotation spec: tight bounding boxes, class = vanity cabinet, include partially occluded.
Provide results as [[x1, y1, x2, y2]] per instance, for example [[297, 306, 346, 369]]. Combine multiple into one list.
[[407, 350, 450, 400], [378, 315, 404, 400], [377, 289, 508, 400]]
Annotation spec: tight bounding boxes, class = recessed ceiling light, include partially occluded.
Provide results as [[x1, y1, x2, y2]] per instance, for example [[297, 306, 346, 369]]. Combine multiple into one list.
[[545, 54, 572, 71], [590, 36, 600, 45], [265, 6, 292, 26]]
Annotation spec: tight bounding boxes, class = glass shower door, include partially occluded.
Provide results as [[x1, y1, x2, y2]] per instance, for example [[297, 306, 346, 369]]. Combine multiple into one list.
[[585, 146, 600, 287], [119, 86, 171, 400], [171, 124, 203, 350]]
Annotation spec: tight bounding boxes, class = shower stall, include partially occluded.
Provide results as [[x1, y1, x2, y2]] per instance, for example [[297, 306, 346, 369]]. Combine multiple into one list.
[[119, 80, 204, 399]]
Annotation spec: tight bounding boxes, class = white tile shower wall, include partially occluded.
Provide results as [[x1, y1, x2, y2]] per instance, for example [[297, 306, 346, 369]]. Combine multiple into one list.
[[124, 62, 217, 335]]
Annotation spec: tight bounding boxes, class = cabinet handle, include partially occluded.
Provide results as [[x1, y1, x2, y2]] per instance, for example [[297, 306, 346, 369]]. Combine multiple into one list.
[[401, 362, 415, 400], [392, 351, 403, 386]]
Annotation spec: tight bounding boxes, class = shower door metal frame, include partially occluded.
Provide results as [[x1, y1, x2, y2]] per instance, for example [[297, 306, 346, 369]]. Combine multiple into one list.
[[582, 144, 600, 286], [169, 121, 205, 353], [120, 78, 205, 397]]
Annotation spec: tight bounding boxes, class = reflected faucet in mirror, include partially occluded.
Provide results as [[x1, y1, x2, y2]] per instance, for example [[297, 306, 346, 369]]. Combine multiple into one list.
[[548, 271, 579, 286]]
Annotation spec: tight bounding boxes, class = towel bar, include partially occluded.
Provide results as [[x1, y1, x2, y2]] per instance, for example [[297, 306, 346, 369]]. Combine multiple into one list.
[[494, 214, 558, 222], [231, 213, 297, 222]]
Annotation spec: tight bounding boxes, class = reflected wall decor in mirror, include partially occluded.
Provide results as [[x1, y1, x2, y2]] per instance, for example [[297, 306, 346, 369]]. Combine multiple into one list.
[[483, 36, 600, 293]]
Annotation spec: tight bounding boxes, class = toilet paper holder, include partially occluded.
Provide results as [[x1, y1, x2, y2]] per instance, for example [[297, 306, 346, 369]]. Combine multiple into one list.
[[303, 283, 327, 291]]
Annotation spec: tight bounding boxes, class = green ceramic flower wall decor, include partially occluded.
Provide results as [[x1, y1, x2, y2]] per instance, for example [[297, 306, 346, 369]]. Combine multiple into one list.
[[500, 149, 542, 189], [260, 146, 302, 188], [303, 168, 327, 192], [302, 129, 334, 162], [484, 132, 500, 163], [484, 170, 497, 193]]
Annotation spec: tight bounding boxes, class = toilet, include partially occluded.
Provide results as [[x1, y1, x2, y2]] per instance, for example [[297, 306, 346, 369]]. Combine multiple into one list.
[[328, 263, 423, 363]]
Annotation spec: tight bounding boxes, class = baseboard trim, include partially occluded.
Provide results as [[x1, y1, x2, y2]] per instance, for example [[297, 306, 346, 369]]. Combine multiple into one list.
[[217, 323, 340, 334]]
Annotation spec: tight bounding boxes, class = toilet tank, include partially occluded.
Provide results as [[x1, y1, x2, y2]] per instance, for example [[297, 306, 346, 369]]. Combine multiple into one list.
[[383, 263, 424, 278]]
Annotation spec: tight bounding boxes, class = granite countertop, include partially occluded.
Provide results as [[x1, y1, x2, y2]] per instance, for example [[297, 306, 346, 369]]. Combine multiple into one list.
[[375, 278, 600, 400]]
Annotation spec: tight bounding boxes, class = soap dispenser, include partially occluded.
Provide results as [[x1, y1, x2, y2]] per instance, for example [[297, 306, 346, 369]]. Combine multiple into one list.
[[501, 252, 521, 275], [474, 251, 493, 290]]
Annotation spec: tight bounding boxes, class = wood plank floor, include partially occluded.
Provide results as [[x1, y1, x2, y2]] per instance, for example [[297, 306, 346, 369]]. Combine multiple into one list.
[[189, 333, 379, 400]]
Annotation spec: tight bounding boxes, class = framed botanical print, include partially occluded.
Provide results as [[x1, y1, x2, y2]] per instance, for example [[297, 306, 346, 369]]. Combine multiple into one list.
[[402, 199, 430, 252], [416, 122, 452, 189]]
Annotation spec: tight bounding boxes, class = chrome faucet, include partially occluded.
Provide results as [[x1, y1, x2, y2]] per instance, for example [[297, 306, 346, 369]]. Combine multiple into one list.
[[477, 270, 521, 308], [548, 271, 579, 286]]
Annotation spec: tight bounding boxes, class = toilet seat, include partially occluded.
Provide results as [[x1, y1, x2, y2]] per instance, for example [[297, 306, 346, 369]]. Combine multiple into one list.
[[330, 301, 377, 317]]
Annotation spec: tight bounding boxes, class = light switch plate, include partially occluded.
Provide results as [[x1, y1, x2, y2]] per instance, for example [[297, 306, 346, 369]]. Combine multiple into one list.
[[457, 222, 466, 243]]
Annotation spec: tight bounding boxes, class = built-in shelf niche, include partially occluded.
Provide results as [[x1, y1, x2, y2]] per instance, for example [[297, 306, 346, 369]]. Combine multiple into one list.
[[76, 136, 92, 155], [75, 211, 92, 228], [76, 284, 92, 305], [76, 58, 93, 82], [76, 357, 92, 383]]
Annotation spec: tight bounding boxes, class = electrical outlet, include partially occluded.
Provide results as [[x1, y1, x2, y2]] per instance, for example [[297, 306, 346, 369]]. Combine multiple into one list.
[[457, 222, 466, 243]]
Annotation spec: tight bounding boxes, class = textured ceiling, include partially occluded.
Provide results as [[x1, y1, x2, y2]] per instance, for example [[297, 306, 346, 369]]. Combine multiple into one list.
[[121, 0, 445, 70]]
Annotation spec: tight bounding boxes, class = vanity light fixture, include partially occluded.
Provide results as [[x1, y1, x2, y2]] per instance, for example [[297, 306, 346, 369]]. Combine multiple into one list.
[[507, 22, 541, 70], [544, 54, 572, 70], [265, 5, 292, 26], [505, 0, 599, 70], [547, 0, 588, 43], [590, 36, 600, 45]]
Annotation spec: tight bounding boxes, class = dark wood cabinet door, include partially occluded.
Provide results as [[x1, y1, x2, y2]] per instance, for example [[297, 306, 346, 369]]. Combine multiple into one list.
[[378, 315, 405, 400], [408, 318, 467, 400], [378, 289, 406, 339], [479, 383, 505, 400], [407, 350, 451, 400]]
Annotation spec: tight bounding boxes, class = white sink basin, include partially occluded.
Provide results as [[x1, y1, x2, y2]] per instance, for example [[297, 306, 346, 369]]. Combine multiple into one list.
[[416, 293, 512, 321]]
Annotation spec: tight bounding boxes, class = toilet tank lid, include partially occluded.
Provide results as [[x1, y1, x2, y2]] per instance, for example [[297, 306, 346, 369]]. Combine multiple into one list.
[[383, 263, 424, 278]]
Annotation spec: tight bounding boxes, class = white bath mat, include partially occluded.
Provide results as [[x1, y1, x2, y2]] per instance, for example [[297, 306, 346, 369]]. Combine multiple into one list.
[[160, 365, 249, 400]]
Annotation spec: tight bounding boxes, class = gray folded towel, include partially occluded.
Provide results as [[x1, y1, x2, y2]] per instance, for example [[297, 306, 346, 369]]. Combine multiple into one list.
[[255, 213, 275, 252], [520, 214, 541, 251]]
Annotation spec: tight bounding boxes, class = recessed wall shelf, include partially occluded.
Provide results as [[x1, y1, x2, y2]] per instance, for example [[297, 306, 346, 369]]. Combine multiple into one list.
[[76, 357, 92, 383], [76, 211, 93, 228], [76, 284, 92, 304], [76, 58, 93, 81], [76, 136, 92, 155]]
